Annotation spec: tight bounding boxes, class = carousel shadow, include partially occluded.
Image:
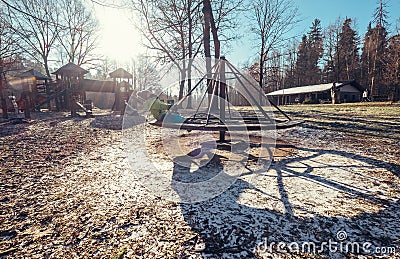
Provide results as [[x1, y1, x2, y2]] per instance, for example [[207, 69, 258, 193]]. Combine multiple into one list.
[[174, 142, 400, 258]]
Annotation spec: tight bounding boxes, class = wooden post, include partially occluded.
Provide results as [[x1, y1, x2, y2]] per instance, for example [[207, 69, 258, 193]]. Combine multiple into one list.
[[22, 91, 31, 119], [114, 78, 121, 111], [65, 75, 71, 110], [71, 93, 77, 117], [331, 82, 341, 104], [0, 65, 8, 119], [0, 82, 8, 119], [80, 75, 86, 103], [55, 75, 61, 111], [45, 79, 51, 110]]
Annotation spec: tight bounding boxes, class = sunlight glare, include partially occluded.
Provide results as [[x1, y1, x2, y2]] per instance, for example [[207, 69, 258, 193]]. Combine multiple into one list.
[[95, 6, 143, 63]]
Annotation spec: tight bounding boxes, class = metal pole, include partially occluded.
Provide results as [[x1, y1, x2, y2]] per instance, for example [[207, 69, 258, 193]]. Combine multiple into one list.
[[219, 56, 226, 142]]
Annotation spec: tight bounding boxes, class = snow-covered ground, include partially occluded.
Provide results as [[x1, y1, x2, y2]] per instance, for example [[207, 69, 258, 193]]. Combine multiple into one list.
[[1, 108, 399, 258]]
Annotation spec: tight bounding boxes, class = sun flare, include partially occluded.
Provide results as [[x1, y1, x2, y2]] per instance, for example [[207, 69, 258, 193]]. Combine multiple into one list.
[[95, 6, 143, 63]]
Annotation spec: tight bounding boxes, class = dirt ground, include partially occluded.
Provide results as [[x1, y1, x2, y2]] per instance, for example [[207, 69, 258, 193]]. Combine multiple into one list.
[[0, 103, 399, 258]]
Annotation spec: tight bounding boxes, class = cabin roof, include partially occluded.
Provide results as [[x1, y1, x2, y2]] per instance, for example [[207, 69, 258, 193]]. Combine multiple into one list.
[[19, 69, 51, 80], [52, 62, 88, 76], [109, 68, 133, 79], [266, 81, 364, 96]]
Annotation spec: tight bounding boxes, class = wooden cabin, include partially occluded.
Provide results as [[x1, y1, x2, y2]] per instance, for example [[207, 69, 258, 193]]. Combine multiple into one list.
[[266, 81, 365, 105]]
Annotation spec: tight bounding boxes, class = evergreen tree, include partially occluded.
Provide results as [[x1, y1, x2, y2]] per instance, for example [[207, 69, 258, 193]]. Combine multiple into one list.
[[360, 22, 373, 89], [322, 18, 342, 83], [361, 0, 389, 98], [307, 19, 324, 84], [373, 0, 389, 28], [294, 19, 323, 86], [294, 34, 309, 86], [385, 34, 400, 101], [334, 18, 360, 81]]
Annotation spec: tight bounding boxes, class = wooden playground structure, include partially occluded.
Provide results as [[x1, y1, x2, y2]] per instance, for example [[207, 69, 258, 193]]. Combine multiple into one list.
[[0, 63, 134, 119]]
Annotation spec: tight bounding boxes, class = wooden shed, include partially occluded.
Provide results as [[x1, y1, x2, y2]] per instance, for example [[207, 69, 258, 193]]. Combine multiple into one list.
[[266, 81, 365, 105]]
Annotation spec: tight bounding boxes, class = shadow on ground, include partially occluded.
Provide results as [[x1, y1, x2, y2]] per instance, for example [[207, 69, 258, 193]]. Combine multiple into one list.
[[0, 112, 76, 137], [174, 143, 400, 258], [89, 114, 124, 130], [284, 110, 400, 141]]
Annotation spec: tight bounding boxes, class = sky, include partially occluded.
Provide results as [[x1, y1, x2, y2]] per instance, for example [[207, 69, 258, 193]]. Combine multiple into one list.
[[92, 0, 400, 66], [92, 2, 143, 64], [230, 0, 400, 65], [294, 0, 400, 32]]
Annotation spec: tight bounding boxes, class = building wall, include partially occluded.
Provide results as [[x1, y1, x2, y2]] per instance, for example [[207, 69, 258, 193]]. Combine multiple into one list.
[[341, 92, 361, 102]]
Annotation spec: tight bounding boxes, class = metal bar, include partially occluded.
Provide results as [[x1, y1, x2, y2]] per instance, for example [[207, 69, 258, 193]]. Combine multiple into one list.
[[205, 74, 220, 124], [219, 57, 226, 141], [225, 61, 274, 123], [206, 60, 221, 125], [226, 60, 292, 121], [174, 61, 220, 108], [265, 97, 292, 121], [226, 84, 232, 119], [192, 83, 209, 119]]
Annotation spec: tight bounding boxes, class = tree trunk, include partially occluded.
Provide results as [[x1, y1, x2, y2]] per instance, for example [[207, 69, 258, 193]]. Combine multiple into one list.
[[203, 0, 213, 106], [204, 0, 219, 110], [178, 20, 186, 102], [0, 63, 8, 119], [187, 1, 193, 109], [209, 8, 220, 59], [187, 60, 193, 109], [210, 6, 219, 106], [178, 68, 186, 102], [44, 55, 51, 78], [259, 41, 265, 105]]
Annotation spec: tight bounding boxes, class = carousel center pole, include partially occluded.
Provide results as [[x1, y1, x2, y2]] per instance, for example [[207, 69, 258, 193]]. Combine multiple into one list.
[[219, 56, 226, 142]]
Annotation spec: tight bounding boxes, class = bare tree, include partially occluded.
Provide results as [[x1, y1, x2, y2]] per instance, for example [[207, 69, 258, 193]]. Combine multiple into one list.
[[209, 0, 244, 56], [248, 0, 300, 102], [93, 57, 118, 80], [131, 0, 203, 101], [57, 0, 100, 67], [0, 5, 21, 118], [265, 49, 283, 92], [282, 39, 298, 88], [6, 0, 61, 77], [131, 0, 242, 103], [202, 0, 216, 109], [131, 54, 161, 91], [323, 18, 342, 83], [0, 7, 19, 62]]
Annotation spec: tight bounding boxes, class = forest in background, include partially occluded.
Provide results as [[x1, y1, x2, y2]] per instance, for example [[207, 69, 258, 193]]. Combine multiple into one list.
[[1, 0, 399, 102]]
